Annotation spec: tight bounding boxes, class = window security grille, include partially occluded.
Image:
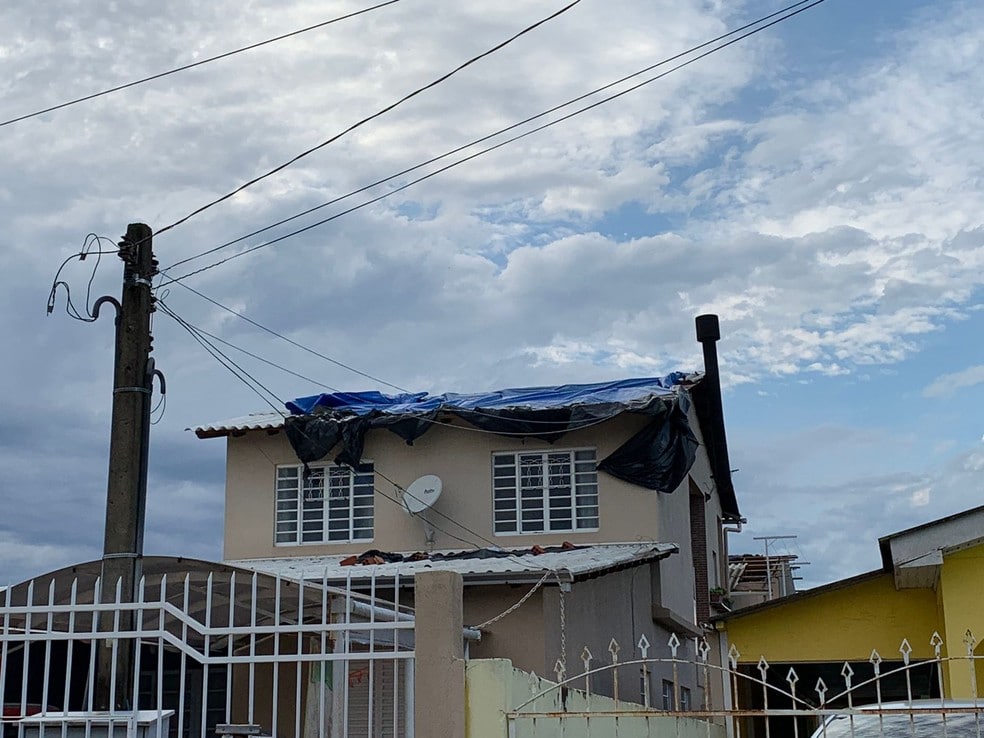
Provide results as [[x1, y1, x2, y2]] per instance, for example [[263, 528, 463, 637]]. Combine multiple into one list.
[[492, 449, 599, 534], [276, 462, 374, 544]]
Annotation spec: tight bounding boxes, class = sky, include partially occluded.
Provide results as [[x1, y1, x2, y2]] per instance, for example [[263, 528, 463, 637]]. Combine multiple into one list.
[[0, 0, 981, 588]]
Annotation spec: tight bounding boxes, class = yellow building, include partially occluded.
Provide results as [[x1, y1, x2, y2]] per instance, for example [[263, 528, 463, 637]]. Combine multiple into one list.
[[718, 506, 984, 733]]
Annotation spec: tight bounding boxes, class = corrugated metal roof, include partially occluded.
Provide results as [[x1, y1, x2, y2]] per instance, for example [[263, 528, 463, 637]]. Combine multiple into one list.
[[225, 542, 678, 583], [191, 411, 286, 438]]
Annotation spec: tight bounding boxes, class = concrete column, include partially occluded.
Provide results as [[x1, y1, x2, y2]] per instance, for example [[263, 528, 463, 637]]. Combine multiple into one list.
[[414, 570, 465, 738]]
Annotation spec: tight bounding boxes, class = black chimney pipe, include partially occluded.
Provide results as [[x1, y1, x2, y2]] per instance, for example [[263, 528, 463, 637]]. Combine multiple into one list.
[[695, 314, 738, 516]]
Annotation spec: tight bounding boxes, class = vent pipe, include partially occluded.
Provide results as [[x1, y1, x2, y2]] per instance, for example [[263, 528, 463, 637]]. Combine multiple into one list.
[[695, 314, 735, 513]]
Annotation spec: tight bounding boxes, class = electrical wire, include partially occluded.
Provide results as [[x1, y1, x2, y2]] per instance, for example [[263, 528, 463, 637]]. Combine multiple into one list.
[[0, 1, 402, 129], [176, 320, 342, 394], [159, 290, 638, 435], [159, 300, 287, 414], [158, 0, 826, 285], [46, 235, 118, 321], [373, 485, 481, 550], [168, 280, 410, 392], [159, 0, 815, 278], [163, 281, 658, 437], [153, 0, 584, 239]]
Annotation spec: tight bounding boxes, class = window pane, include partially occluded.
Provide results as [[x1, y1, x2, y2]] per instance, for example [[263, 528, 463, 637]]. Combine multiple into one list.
[[493, 449, 597, 535], [275, 462, 374, 544]]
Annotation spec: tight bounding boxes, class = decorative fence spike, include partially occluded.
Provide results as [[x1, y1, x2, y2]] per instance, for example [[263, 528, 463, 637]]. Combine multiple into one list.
[[637, 634, 651, 659], [869, 649, 882, 672], [964, 629, 977, 655], [757, 656, 770, 678], [668, 632, 681, 658], [841, 662, 854, 689], [815, 677, 828, 705], [608, 637, 621, 663], [930, 632, 944, 658], [899, 638, 912, 666], [728, 643, 741, 669], [581, 646, 593, 672], [786, 667, 799, 687], [697, 637, 711, 663], [554, 658, 567, 683], [529, 670, 540, 695]]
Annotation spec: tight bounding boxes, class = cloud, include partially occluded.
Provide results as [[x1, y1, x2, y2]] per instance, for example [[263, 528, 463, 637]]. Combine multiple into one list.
[[923, 365, 984, 398], [1, 0, 983, 588], [731, 442, 984, 589]]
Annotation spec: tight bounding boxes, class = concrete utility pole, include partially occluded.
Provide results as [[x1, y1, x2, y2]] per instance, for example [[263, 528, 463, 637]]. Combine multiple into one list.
[[95, 223, 157, 711]]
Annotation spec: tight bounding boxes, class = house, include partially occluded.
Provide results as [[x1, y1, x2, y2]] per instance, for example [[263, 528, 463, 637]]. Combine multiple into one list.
[[193, 315, 743, 710], [726, 552, 800, 610], [717, 505, 984, 737]]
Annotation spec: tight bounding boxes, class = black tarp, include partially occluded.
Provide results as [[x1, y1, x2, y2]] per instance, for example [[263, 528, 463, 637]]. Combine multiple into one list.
[[284, 389, 699, 494]]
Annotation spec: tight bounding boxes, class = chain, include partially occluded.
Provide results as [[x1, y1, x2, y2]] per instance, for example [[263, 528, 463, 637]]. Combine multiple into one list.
[[558, 573, 567, 670], [471, 569, 553, 630]]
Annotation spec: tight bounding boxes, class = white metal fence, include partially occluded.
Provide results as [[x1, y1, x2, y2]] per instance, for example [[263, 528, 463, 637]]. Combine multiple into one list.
[[507, 631, 984, 738], [0, 566, 414, 738]]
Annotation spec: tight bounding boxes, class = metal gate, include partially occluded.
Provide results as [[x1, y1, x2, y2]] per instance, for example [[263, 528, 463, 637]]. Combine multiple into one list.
[[0, 564, 414, 738]]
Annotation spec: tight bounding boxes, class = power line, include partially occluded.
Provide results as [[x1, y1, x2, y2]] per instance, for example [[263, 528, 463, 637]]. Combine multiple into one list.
[[159, 0, 815, 278], [168, 279, 411, 392], [160, 284, 640, 435], [373, 485, 481, 550], [153, 0, 584, 239], [158, 0, 826, 285], [164, 314, 342, 394], [0, 0, 402, 129], [158, 300, 287, 414]]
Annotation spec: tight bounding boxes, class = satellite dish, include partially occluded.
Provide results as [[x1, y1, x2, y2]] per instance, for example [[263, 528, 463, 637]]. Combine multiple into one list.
[[403, 474, 443, 514]]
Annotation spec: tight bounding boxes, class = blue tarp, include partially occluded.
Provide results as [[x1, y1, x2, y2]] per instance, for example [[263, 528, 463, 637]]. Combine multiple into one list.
[[283, 374, 699, 494], [286, 374, 688, 416]]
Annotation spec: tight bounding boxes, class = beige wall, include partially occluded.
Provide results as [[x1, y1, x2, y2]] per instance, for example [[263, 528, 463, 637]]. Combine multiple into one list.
[[223, 409, 716, 561], [466, 658, 727, 738]]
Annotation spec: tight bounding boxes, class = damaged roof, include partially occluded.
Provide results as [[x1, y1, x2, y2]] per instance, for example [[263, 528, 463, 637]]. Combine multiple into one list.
[[226, 542, 679, 583], [191, 374, 690, 438]]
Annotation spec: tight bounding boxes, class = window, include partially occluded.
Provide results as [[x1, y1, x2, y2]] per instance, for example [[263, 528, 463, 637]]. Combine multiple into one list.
[[492, 449, 599, 534], [276, 462, 374, 544], [661, 680, 674, 710], [661, 681, 690, 711]]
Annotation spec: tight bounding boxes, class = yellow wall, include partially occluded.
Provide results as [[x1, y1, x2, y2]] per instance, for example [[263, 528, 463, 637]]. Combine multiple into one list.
[[724, 573, 940, 663], [938, 543, 984, 698]]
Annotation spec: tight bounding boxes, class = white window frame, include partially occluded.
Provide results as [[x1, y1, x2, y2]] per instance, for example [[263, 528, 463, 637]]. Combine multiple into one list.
[[275, 461, 375, 546], [491, 447, 599, 536]]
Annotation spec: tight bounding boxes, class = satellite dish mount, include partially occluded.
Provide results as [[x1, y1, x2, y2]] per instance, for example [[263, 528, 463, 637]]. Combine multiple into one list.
[[402, 475, 443, 550]]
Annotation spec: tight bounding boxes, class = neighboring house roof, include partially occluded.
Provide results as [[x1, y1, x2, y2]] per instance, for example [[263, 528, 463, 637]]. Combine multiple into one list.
[[712, 569, 886, 622], [878, 504, 984, 589], [225, 542, 679, 584], [717, 505, 984, 622]]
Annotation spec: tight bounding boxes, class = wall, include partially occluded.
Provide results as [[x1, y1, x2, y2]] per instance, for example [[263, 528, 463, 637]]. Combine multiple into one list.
[[723, 572, 941, 663], [540, 565, 708, 705], [461, 584, 546, 675], [466, 658, 727, 738], [223, 407, 714, 560], [938, 542, 984, 698]]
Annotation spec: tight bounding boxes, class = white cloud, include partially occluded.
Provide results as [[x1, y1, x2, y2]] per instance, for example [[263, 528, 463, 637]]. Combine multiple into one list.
[[923, 365, 984, 398], [1, 0, 984, 585]]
